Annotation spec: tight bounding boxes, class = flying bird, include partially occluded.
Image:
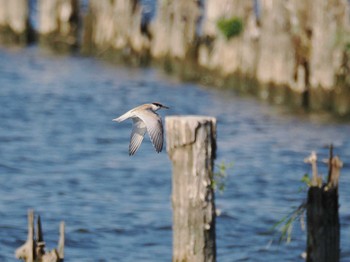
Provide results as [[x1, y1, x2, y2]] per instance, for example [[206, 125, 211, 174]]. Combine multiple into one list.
[[113, 102, 169, 155]]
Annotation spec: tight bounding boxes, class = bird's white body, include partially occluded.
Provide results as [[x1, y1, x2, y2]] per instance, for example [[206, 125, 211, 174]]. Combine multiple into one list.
[[113, 103, 169, 155]]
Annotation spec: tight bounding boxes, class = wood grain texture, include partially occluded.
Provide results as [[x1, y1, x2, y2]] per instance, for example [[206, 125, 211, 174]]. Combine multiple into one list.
[[166, 116, 217, 262]]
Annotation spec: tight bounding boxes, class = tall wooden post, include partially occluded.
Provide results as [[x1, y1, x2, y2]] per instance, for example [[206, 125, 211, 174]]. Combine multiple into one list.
[[306, 147, 342, 262], [166, 116, 217, 262]]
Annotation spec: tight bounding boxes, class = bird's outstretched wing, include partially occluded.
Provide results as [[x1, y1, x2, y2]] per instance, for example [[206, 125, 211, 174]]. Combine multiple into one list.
[[136, 110, 164, 153], [129, 118, 147, 155]]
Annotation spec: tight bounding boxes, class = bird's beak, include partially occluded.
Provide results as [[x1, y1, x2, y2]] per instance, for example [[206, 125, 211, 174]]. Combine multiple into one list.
[[162, 105, 170, 109]]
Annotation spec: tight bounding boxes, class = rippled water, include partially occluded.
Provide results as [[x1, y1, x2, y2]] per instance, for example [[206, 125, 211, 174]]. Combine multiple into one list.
[[0, 46, 349, 261]]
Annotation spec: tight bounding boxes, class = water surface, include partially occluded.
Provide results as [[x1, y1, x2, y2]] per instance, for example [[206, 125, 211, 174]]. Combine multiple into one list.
[[0, 47, 349, 261]]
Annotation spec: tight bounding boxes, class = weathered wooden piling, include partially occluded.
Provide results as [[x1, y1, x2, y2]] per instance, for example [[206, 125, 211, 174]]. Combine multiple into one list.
[[0, 0, 33, 45], [305, 147, 342, 262], [81, 0, 150, 63], [15, 210, 65, 262], [151, 0, 201, 60], [38, 0, 79, 51], [166, 116, 217, 262]]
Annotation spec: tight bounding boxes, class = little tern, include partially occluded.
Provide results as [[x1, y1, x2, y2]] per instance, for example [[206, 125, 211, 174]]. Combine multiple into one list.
[[113, 102, 169, 155]]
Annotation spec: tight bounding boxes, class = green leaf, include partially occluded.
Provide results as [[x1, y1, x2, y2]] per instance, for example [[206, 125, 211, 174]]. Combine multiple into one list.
[[212, 160, 233, 193], [217, 17, 244, 40], [272, 203, 306, 244]]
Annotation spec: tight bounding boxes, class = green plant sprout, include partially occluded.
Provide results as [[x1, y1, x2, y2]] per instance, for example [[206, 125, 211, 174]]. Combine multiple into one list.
[[273, 174, 312, 243], [301, 173, 311, 186], [273, 203, 306, 243], [217, 17, 244, 40], [212, 160, 233, 193], [298, 173, 311, 192]]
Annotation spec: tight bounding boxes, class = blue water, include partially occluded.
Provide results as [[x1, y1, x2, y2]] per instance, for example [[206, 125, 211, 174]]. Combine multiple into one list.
[[0, 46, 349, 261]]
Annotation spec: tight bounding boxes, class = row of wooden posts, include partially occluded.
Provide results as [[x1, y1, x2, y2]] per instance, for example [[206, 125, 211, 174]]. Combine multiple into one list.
[[16, 116, 343, 261]]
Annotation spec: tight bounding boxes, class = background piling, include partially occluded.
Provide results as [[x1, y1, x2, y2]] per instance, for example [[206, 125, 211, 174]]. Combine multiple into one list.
[[166, 116, 217, 262], [38, 0, 79, 51], [0, 0, 32, 45]]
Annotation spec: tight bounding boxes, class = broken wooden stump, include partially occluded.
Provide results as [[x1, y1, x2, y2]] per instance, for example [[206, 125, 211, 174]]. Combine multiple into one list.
[[305, 146, 342, 262], [15, 209, 34, 262], [166, 116, 217, 262], [15, 209, 65, 262]]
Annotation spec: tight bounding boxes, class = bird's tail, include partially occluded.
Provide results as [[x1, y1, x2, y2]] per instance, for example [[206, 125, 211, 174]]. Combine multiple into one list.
[[112, 112, 130, 122]]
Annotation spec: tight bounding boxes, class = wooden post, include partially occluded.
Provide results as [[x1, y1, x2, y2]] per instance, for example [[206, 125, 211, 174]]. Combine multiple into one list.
[[81, 0, 150, 61], [305, 146, 342, 262], [38, 0, 79, 51], [0, 0, 33, 45], [166, 116, 217, 262]]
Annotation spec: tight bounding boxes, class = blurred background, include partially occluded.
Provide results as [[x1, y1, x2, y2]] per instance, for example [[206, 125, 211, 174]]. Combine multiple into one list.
[[0, 0, 349, 261]]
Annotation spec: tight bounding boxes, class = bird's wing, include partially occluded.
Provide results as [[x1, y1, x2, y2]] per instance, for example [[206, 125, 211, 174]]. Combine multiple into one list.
[[136, 110, 164, 153], [129, 118, 147, 155]]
